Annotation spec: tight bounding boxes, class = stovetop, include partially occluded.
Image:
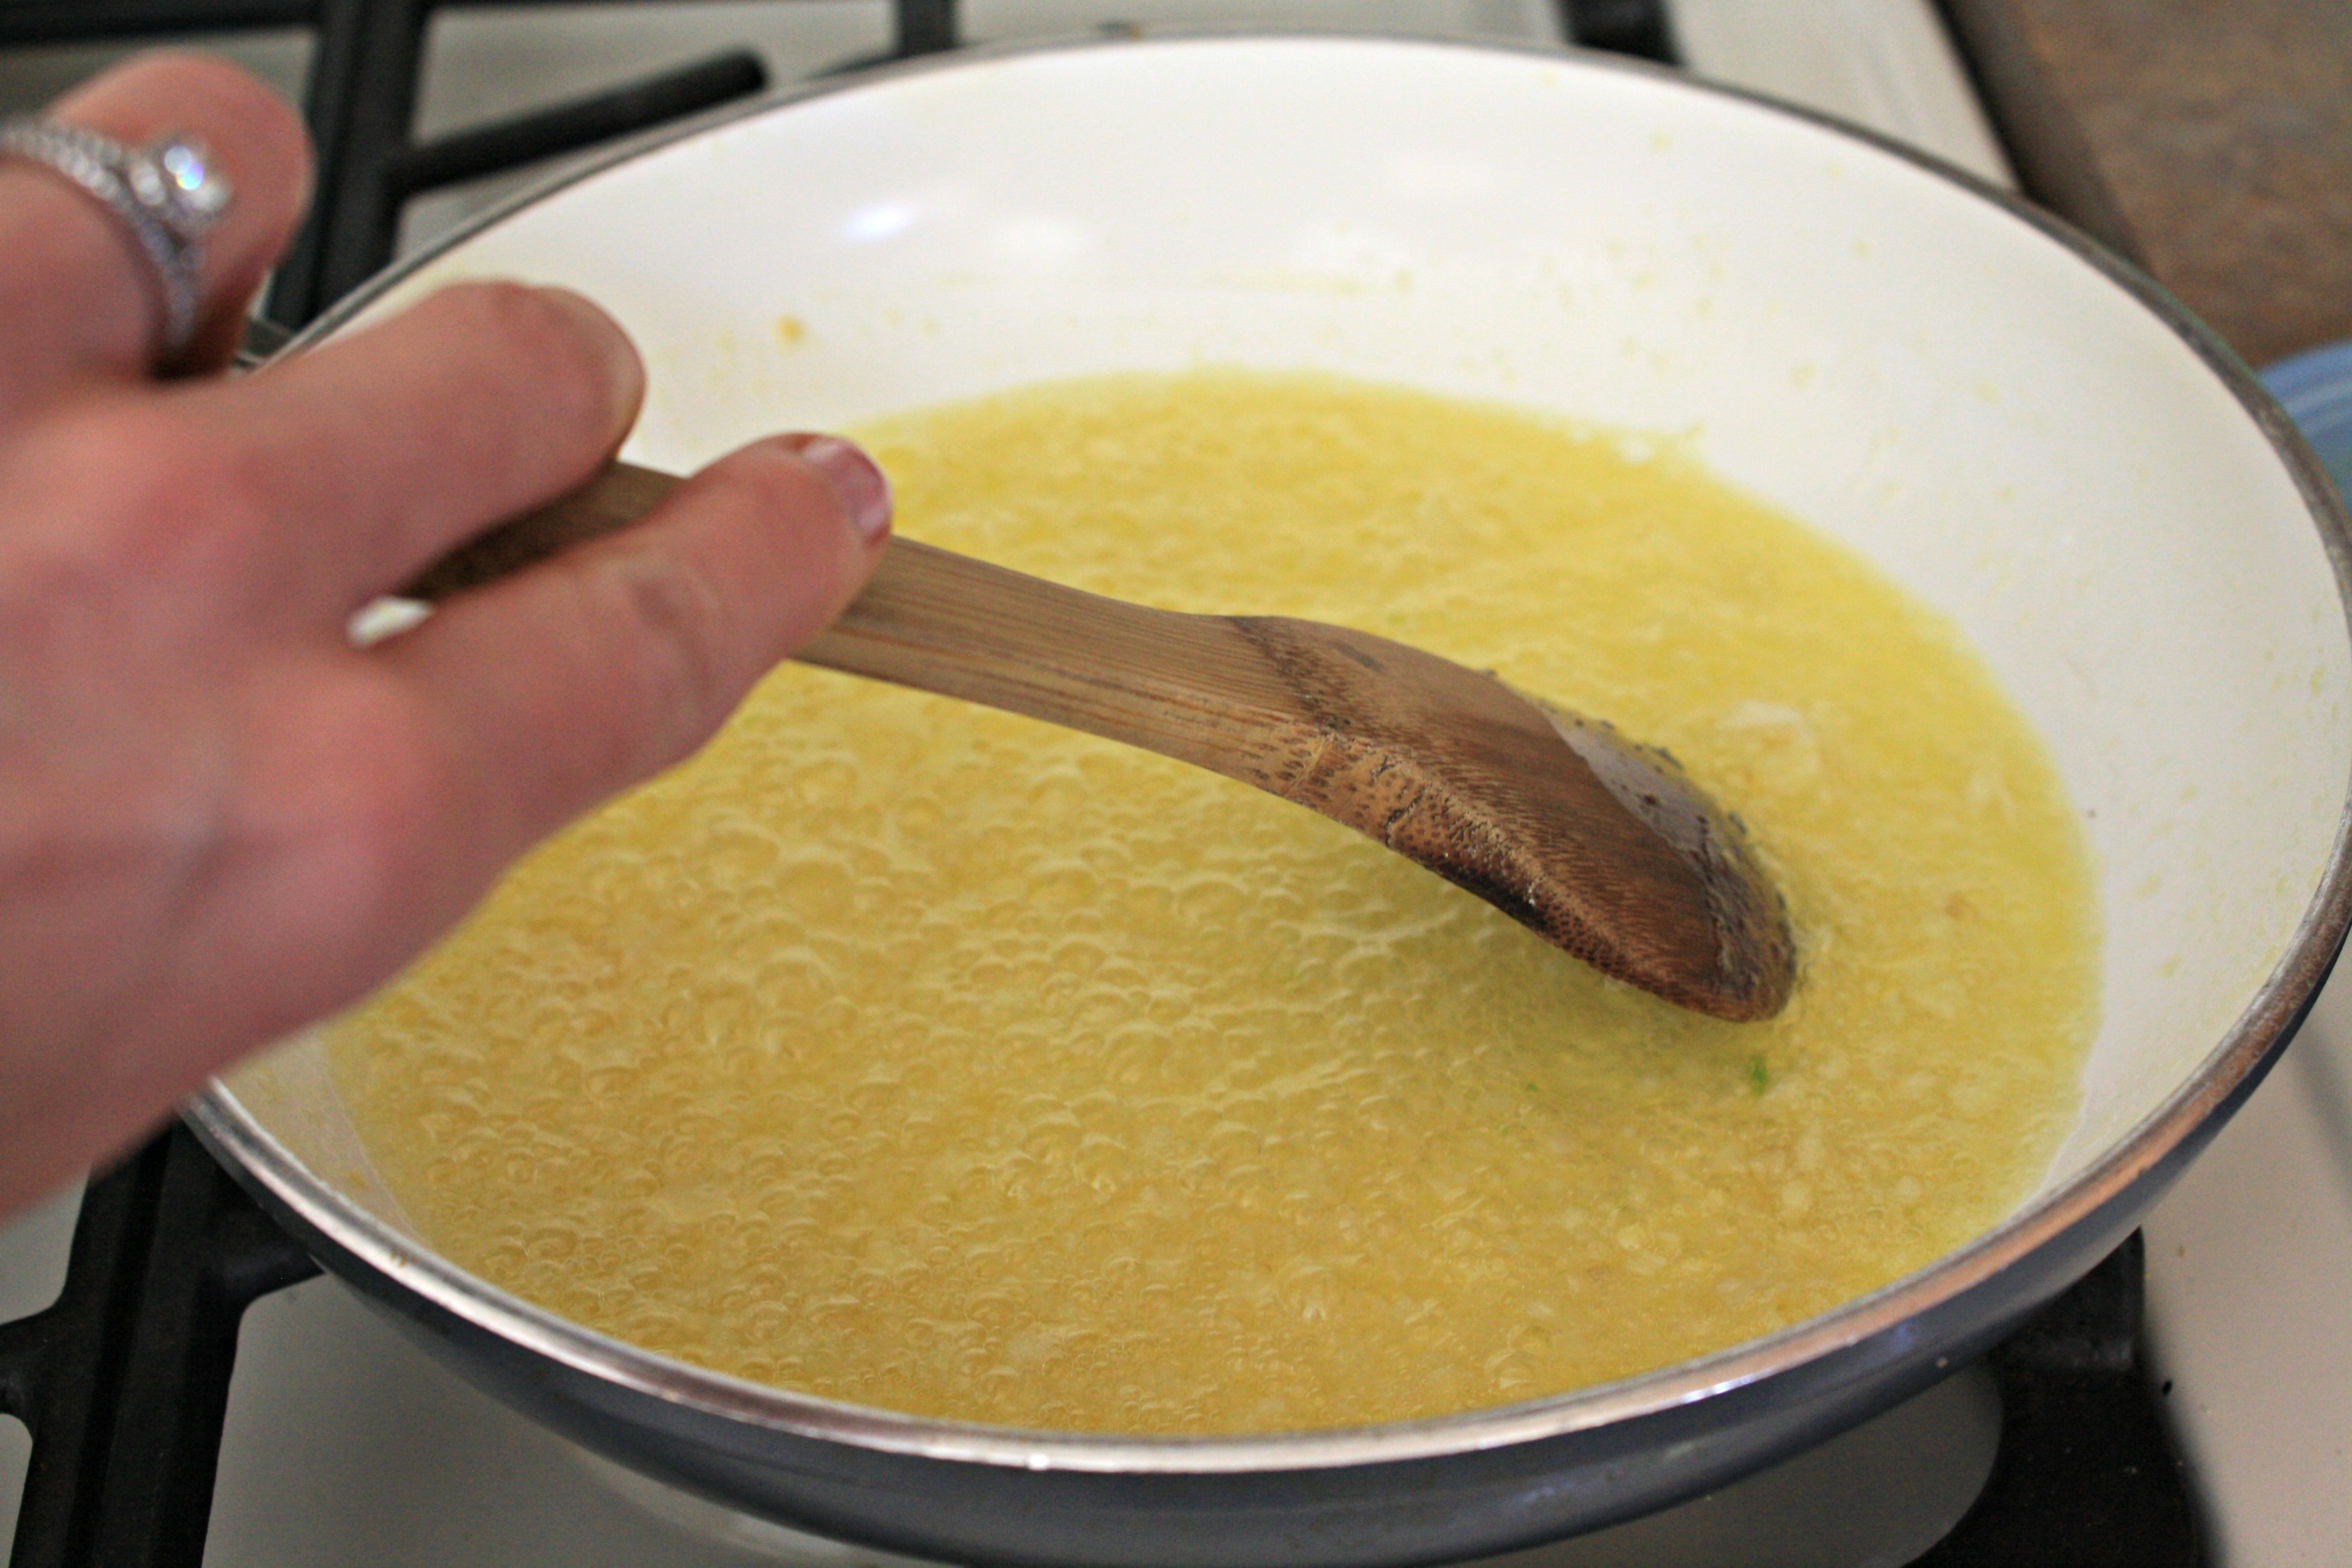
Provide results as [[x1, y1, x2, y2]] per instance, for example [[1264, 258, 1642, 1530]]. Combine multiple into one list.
[[1, 2, 2346, 1564]]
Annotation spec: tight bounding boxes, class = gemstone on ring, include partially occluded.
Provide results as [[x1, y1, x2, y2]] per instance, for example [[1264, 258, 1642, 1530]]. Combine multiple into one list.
[[162, 139, 229, 213], [130, 135, 233, 240], [161, 140, 206, 191]]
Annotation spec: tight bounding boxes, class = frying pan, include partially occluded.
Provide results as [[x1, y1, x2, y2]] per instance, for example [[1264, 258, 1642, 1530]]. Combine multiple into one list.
[[191, 34, 2352, 1567]]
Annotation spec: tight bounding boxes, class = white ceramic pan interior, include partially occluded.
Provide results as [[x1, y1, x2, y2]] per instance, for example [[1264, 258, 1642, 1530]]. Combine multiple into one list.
[[213, 33, 2352, 1442]]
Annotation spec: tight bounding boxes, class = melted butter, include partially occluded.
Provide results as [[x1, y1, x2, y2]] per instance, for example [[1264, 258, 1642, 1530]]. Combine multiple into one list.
[[327, 371, 2098, 1435]]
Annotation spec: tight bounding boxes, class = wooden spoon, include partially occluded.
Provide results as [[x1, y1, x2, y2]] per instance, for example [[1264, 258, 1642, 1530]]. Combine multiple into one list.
[[403, 462, 1796, 1021]]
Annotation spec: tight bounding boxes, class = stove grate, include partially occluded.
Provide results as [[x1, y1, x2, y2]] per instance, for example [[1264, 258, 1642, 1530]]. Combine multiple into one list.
[[1916, 1234, 2202, 1567], [0, 1129, 316, 1568]]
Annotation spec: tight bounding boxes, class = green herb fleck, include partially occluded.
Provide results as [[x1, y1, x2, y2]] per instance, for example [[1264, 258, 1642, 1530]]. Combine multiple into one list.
[[1747, 1055, 1771, 1094]]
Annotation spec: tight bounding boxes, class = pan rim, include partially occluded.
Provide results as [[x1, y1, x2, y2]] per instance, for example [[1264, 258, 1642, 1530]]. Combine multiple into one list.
[[192, 26, 2352, 1477]]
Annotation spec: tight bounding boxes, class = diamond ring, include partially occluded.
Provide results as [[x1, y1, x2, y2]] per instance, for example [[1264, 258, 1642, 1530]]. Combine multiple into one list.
[[0, 117, 235, 364]]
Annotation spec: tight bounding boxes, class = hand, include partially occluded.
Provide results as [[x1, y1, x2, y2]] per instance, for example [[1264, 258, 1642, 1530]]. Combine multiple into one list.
[[0, 54, 892, 1216]]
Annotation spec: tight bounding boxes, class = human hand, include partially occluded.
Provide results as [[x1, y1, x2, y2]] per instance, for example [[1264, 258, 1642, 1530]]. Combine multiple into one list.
[[0, 54, 892, 1216]]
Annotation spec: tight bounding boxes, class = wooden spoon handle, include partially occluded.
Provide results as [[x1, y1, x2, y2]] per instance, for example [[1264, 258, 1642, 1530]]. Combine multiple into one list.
[[401, 461, 1304, 775], [402, 458, 1796, 1020]]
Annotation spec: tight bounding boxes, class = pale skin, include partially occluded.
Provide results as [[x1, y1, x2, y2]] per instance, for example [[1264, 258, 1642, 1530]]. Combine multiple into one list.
[[0, 54, 892, 1217]]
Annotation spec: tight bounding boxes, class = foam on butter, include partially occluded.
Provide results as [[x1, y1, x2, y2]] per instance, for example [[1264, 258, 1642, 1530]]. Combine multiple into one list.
[[327, 371, 2097, 1435]]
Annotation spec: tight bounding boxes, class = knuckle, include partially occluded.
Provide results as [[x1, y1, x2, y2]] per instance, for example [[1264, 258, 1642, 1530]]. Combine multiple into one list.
[[586, 549, 741, 775], [106, 50, 281, 122], [433, 281, 617, 435], [95, 403, 265, 530], [727, 441, 839, 529], [4, 403, 274, 607], [284, 670, 460, 931], [135, 51, 303, 147], [174, 52, 309, 163], [695, 446, 866, 654]]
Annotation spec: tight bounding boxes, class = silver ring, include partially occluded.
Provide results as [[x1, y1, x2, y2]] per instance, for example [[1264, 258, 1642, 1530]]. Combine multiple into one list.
[[0, 117, 234, 362]]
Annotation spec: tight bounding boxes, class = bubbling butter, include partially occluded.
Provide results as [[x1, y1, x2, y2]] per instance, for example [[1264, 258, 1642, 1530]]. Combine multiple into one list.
[[327, 371, 2098, 1435]]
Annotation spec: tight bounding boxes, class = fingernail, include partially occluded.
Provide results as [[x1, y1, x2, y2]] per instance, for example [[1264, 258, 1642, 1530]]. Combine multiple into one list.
[[779, 433, 894, 542], [534, 284, 644, 425]]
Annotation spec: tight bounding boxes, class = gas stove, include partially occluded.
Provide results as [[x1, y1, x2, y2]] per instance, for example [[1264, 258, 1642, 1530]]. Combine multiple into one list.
[[1, 3, 2346, 1564]]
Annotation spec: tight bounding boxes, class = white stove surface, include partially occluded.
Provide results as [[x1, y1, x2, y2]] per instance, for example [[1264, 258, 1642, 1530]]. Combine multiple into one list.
[[2, 4, 2345, 1564]]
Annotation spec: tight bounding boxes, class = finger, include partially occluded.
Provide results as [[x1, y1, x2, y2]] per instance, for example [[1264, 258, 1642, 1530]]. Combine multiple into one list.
[[377, 434, 890, 879], [0, 52, 310, 413], [172, 280, 645, 621]]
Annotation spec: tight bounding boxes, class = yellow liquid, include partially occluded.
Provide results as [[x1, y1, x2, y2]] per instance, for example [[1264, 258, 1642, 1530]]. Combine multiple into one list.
[[327, 372, 2098, 1435]]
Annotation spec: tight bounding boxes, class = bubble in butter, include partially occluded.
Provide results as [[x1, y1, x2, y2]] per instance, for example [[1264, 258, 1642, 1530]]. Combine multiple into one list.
[[327, 371, 2098, 1435]]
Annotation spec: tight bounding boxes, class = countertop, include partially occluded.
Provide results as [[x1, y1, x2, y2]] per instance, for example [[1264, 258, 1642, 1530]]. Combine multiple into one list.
[[1942, 0, 2352, 368]]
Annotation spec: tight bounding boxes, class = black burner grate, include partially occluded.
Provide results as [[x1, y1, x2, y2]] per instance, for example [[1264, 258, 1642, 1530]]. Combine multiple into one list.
[[0, 2, 2202, 1563], [0, 1129, 315, 1568], [1917, 1232, 2202, 1568]]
